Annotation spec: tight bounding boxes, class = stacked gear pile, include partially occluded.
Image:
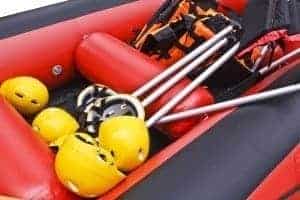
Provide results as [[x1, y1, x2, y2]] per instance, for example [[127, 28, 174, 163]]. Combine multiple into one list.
[[133, 0, 246, 66], [132, 0, 287, 71], [132, 0, 299, 102], [132, 0, 260, 99], [133, 0, 232, 67], [0, 76, 150, 198]]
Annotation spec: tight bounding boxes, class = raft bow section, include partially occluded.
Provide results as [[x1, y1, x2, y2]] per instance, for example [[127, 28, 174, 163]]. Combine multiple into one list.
[[0, 97, 78, 200]]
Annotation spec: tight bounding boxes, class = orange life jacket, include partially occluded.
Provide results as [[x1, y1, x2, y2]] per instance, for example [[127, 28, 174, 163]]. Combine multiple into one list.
[[132, 0, 235, 68]]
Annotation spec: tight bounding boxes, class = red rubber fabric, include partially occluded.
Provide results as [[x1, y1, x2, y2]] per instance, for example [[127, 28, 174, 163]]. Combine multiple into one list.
[[0, 97, 79, 200], [148, 79, 214, 138], [284, 34, 300, 53], [217, 0, 248, 15], [0, 0, 164, 89], [248, 144, 300, 200], [76, 32, 214, 138], [238, 29, 288, 58], [237, 31, 300, 58]]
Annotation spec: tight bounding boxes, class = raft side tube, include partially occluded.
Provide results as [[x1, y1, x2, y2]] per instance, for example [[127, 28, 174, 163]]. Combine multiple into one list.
[[248, 144, 300, 200], [0, 97, 79, 200]]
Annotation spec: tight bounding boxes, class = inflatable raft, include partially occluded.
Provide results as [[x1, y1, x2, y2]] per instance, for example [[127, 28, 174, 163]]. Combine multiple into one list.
[[0, 0, 299, 199]]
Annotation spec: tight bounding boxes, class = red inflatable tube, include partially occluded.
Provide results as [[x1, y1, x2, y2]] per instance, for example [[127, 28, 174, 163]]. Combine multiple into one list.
[[237, 31, 300, 68], [237, 29, 288, 58], [284, 34, 300, 53], [237, 31, 300, 59], [147, 79, 214, 138], [248, 144, 300, 200], [217, 0, 248, 15], [0, 97, 79, 200], [0, 0, 164, 89], [76, 32, 214, 138]]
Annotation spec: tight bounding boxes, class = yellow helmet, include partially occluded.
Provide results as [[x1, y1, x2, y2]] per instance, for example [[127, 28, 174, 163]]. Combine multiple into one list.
[[55, 133, 126, 198], [0, 76, 49, 115], [98, 116, 150, 172], [32, 107, 79, 144]]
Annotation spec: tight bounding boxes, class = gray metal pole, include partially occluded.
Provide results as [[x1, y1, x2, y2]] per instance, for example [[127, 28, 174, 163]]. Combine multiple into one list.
[[132, 25, 234, 98], [146, 42, 240, 127], [251, 44, 270, 72], [157, 83, 300, 124], [259, 48, 300, 75], [141, 38, 228, 107]]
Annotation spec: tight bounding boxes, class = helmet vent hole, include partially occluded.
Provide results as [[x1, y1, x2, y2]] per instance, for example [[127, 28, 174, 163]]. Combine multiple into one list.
[[31, 99, 39, 105], [15, 92, 24, 98], [98, 153, 107, 162], [138, 148, 143, 153], [110, 150, 115, 157], [138, 148, 145, 161], [75, 134, 94, 145]]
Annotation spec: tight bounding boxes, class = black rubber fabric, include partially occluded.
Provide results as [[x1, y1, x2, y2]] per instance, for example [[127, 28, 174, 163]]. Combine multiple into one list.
[[240, 0, 299, 48], [121, 63, 300, 200], [289, 0, 300, 34], [0, 0, 135, 39]]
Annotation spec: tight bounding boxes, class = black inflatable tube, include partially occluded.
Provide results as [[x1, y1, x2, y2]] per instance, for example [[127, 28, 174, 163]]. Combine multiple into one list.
[[0, 0, 136, 39], [122, 63, 300, 200]]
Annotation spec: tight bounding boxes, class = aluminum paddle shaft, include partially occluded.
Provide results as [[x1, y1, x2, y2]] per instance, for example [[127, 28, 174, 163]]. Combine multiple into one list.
[[251, 44, 270, 72], [146, 42, 241, 127], [259, 48, 300, 75], [158, 83, 300, 124]]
